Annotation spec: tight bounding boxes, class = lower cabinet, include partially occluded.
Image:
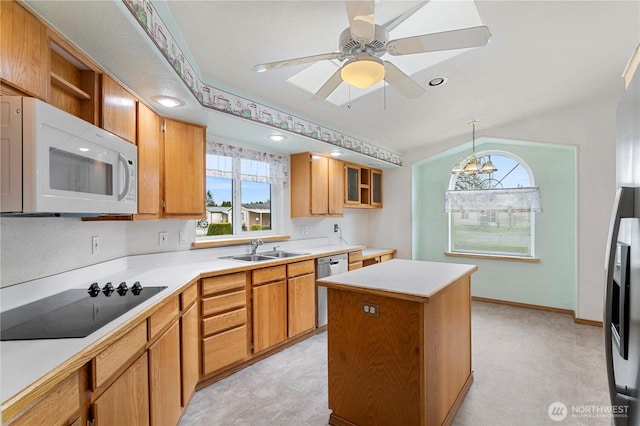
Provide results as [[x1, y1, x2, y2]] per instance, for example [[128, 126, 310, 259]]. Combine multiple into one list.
[[148, 321, 182, 426], [10, 368, 86, 426], [181, 301, 199, 407], [252, 280, 287, 352], [287, 260, 316, 338], [92, 353, 150, 426], [348, 250, 363, 271], [200, 272, 249, 376]]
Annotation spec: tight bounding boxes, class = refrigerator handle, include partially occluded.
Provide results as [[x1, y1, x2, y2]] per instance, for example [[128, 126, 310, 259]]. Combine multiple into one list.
[[604, 187, 635, 407]]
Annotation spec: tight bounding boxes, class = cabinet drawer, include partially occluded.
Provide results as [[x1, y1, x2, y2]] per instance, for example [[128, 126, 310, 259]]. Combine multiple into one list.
[[202, 308, 246, 337], [11, 369, 81, 426], [94, 321, 147, 389], [181, 283, 198, 310], [348, 251, 363, 262], [202, 325, 248, 375], [253, 265, 286, 286], [148, 297, 179, 340], [287, 259, 314, 278], [202, 290, 245, 317], [380, 253, 394, 262], [201, 272, 246, 296]]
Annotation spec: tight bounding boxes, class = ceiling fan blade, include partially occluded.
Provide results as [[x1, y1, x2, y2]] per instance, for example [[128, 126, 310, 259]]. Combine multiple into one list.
[[312, 68, 344, 101], [345, 0, 376, 43], [252, 52, 344, 72], [382, 1, 430, 32], [383, 61, 425, 99], [387, 26, 491, 56]]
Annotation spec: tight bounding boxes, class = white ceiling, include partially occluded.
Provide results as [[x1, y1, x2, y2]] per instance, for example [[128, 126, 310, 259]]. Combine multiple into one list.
[[26, 1, 640, 168]]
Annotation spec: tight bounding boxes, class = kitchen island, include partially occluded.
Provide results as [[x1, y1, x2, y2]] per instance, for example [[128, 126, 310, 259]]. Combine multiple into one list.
[[317, 259, 477, 426]]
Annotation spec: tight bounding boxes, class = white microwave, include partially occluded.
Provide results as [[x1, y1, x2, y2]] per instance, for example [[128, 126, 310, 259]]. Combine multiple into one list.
[[0, 96, 137, 215]]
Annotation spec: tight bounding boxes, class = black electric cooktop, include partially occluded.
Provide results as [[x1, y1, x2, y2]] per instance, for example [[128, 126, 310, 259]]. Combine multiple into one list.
[[1, 284, 166, 341]]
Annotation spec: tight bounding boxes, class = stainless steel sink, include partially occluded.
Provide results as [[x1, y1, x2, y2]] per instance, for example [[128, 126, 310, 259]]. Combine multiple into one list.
[[221, 251, 309, 262], [226, 254, 273, 262], [263, 251, 309, 258]]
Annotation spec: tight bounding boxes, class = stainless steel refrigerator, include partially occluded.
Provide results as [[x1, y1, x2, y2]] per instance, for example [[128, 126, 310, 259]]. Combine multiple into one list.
[[604, 56, 640, 426]]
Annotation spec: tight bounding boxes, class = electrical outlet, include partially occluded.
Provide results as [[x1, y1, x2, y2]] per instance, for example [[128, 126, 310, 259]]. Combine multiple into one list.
[[92, 236, 100, 254], [179, 231, 186, 245], [299, 226, 309, 235], [334, 224, 339, 233], [362, 302, 380, 317], [159, 232, 168, 246]]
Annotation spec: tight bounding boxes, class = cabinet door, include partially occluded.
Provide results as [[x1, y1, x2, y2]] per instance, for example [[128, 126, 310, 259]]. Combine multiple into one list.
[[371, 169, 383, 207], [0, 1, 48, 99], [288, 273, 316, 338], [181, 302, 199, 407], [163, 118, 205, 216], [136, 102, 161, 217], [93, 353, 150, 426], [148, 321, 181, 426], [345, 165, 360, 204], [102, 74, 137, 143], [310, 155, 329, 215], [252, 281, 287, 353], [328, 158, 344, 215]]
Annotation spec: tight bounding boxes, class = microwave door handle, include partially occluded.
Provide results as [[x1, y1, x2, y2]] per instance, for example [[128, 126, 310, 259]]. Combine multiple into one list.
[[604, 187, 635, 405], [117, 154, 131, 201]]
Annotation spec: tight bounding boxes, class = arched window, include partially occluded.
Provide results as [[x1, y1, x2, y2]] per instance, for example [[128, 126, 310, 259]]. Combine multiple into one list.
[[446, 151, 541, 258]]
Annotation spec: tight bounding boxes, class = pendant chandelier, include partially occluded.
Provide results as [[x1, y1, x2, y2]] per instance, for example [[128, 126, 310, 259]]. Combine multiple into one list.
[[451, 119, 497, 175]]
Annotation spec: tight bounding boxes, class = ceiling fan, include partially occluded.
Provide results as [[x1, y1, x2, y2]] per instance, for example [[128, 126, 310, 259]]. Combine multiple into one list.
[[251, 0, 491, 101]]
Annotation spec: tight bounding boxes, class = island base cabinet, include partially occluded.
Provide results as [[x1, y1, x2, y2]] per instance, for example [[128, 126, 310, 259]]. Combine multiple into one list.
[[326, 275, 472, 426], [92, 353, 150, 426]]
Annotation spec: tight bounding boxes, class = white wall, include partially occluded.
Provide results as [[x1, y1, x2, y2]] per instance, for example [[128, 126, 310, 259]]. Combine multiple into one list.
[[0, 204, 373, 288], [371, 95, 619, 322]]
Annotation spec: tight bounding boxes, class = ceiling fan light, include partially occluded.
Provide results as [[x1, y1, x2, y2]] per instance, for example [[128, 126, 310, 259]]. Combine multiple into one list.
[[341, 55, 385, 89]]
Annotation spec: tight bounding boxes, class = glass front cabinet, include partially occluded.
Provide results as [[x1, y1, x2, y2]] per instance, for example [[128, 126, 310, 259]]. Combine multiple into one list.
[[344, 164, 382, 208]]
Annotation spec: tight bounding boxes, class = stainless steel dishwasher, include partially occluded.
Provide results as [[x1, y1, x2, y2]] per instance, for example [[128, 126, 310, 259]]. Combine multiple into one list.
[[316, 253, 348, 327]]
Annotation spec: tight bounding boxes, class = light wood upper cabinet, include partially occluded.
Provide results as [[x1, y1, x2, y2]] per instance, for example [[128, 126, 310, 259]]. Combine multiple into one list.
[[344, 163, 383, 209], [163, 118, 205, 218], [291, 152, 343, 217], [136, 102, 161, 218], [92, 353, 150, 426], [148, 321, 182, 426], [0, 1, 48, 100], [101, 74, 137, 144]]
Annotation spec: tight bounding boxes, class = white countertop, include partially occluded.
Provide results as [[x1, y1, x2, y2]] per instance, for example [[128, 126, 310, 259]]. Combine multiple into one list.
[[317, 259, 477, 302], [0, 241, 365, 405]]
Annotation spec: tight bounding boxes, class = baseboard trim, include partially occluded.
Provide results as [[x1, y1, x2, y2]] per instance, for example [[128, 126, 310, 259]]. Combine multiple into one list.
[[471, 296, 603, 327], [443, 372, 474, 426]]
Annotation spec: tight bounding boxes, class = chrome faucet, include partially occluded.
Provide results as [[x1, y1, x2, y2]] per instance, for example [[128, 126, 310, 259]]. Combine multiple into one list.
[[250, 238, 263, 255]]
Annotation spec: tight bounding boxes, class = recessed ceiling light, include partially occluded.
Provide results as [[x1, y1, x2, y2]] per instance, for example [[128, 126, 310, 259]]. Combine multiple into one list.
[[329, 150, 342, 157], [428, 77, 447, 87], [269, 135, 286, 142], [151, 95, 184, 108], [78, 147, 90, 152]]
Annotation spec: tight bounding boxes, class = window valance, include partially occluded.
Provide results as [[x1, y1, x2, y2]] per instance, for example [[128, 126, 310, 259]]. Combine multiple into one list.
[[445, 187, 542, 213], [206, 141, 288, 186]]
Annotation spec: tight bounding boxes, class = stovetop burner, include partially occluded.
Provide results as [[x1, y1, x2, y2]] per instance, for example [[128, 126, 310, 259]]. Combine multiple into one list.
[[1, 282, 167, 340]]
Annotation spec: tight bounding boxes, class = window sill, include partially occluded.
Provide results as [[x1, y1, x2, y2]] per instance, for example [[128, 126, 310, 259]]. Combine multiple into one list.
[[192, 235, 290, 249], [444, 252, 540, 263]]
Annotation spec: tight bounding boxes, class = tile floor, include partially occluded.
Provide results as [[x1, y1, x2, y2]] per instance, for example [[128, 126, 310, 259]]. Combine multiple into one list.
[[180, 301, 611, 426]]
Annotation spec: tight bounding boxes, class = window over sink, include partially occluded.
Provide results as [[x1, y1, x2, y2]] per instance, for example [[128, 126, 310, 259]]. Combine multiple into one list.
[[196, 142, 287, 240]]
